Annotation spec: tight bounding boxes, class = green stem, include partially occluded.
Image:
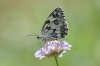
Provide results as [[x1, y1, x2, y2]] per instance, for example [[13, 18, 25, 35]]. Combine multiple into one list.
[[54, 56, 59, 66]]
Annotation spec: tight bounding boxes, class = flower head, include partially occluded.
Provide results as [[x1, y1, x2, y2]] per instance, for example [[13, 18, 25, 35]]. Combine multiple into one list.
[[34, 40, 72, 60]]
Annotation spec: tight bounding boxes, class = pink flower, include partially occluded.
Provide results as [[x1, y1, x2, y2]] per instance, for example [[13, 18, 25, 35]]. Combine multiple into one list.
[[34, 40, 72, 60]]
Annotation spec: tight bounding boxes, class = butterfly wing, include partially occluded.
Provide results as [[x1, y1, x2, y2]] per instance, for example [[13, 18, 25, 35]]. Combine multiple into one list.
[[41, 7, 69, 41]]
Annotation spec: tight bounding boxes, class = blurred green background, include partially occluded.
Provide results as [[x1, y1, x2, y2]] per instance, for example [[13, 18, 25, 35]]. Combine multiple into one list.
[[0, 0, 100, 66]]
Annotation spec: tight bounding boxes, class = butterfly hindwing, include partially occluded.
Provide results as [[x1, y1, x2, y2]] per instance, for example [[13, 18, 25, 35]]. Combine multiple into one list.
[[38, 7, 69, 42]]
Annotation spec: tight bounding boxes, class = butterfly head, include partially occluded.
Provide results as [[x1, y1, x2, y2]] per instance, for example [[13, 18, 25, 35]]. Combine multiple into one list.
[[37, 36, 41, 39], [37, 35, 48, 42], [37, 35, 43, 40]]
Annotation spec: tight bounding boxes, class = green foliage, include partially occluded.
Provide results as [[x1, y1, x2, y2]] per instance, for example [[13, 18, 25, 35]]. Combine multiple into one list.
[[0, 0, 100, 66]]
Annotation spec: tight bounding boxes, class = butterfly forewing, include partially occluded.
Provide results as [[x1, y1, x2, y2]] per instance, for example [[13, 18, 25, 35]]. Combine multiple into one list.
[[39, 7, 69, 42]]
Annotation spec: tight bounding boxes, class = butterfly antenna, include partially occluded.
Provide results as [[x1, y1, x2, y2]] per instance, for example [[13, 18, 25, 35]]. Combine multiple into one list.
[[26, 33, 38, 37], [31, 33, 38, 36]]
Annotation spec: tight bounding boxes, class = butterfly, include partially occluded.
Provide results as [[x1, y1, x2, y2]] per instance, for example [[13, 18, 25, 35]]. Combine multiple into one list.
[[37, 7, 69, 42]]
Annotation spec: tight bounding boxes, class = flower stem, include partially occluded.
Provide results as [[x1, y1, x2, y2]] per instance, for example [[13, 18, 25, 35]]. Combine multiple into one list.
[[54, 56, 59, 66]]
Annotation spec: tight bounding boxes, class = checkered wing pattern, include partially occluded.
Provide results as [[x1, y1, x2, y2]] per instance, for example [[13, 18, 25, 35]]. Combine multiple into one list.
[[38, 7, 69, 42]]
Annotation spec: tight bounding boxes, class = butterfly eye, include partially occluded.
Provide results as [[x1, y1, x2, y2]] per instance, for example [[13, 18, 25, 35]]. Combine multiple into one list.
[[37, 36, 39, 39]]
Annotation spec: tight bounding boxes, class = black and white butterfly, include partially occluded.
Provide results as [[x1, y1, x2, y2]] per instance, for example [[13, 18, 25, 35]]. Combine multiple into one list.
[[37, 7, 69, 42]]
